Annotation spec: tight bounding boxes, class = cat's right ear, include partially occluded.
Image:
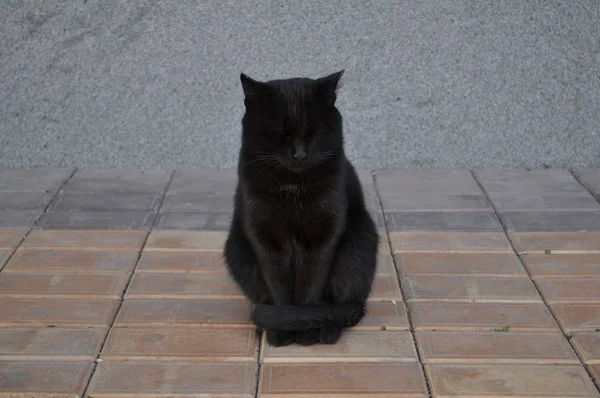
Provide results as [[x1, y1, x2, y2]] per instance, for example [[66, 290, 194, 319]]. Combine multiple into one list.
[[240, 73, 266, 106]]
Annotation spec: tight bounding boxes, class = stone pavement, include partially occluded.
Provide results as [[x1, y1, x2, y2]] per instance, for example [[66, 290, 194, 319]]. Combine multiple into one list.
[[0, 167, 599, 397]]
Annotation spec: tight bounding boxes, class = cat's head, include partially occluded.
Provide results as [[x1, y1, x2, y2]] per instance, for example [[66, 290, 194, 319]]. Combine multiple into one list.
[[239, 71, 345, 173]]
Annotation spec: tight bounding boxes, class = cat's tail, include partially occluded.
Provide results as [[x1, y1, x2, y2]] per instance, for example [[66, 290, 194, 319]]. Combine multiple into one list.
[[251, 303, 365, 331]]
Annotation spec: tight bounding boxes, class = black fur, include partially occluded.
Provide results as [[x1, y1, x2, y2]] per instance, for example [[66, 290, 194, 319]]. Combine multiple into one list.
[[224, 71, 379, 346]]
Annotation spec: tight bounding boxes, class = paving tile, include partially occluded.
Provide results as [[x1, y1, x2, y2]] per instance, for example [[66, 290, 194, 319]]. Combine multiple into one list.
[[5, 250, 139, 273], [416, 331, 578, 365], [389, 232, 512, 252], [64, 169, 171, 193], [522, 254, 600, 278], [426, 363, 599, 398], [376, 252, 396, 274], [537, 278, 600, 303], [370, 274, 403, 300], [396, 253, 526, 277], [262, 330, 417, 363], [161, 193, 234, 212], [0, 361, 93, 398], [0, 273, 129, 299], [24, 230, 147, 250], [136, 251, 226, 273], [260, 363, 427, 397], [145, 230, 227, 251], [37, 210, 155, 230], [376, 169, 483, 194], [492, 194, 600, 211], [574, 168, 600, 199], [0, 168, 73, 192], [168, 169, 238, 195], [87, 362, 256, 396], [0, 228, 28, 249], [409, 302, 559, 331], [385, 211, 502, 232], [0, 250, 10, 269], [552, 303, 600, 332], [0, 328, 106, 360], [50, 191, 162, 211], [378, 233, 391, 253], [589, 365, 600, 384], [0, 299, 119, 327], [101, 328, 258, 361], [0, 191, 54, 210], [475, 169, 589, 195], [501, 211, 600, 232], [155, 211, 232, 230], [509, 232, 600, 254], [379, 193, 491, 211], [571, 332, 600, 364], [114, 299, 251, 327], [0, 209, 42, 227], [402, 275, 541, 303], [353, 300, 409, 330], [126, 273, 242, 299]]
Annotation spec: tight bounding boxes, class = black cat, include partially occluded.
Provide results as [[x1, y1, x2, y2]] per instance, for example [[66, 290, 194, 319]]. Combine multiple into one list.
[[224, 71, 379, 347]]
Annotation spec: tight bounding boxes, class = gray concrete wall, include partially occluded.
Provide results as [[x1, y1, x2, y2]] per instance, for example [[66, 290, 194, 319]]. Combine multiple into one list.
[[1, 0, 599, 169]]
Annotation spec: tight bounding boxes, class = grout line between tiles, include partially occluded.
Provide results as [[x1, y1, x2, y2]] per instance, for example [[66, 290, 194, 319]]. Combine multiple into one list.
[[151, 170, 176, 224], [372, 169, 432, 398], [471, 169, 600, 393], [569, 168, 600, 206], [33, 168, 78, 228]]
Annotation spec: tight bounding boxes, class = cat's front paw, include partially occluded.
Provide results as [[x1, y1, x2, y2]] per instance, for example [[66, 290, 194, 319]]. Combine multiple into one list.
[[266, 330, 295, 347], [294, 329, 320, 346], [319, 326, 342, 344]]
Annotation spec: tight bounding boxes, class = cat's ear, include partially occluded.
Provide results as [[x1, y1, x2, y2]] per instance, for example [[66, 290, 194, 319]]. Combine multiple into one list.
[[240, 73, 267, 106], [316, 70, 344, 105]]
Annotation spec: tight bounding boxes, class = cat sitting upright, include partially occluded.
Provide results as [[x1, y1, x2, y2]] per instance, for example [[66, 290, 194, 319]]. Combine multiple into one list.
[[224, 70, 379, 346]]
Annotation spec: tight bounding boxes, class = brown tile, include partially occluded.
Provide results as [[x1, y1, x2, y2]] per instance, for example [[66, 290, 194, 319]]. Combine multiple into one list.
[[417, 331, 578, 364], [262, 330, 417, 363], [23, 230, 147, 250], [145, 230, 227, 251], [522, 254, 600, 278], [376, 169, 482, 194], [353, 300, 409, 330], [101, 328, 258, 361], [396, 253, 526, 277], [126, 273, 242, 299], [260, 363, 427, 397], [376, 252, 396, 274], [537, 278, 600, 303], [0, 228, 28, 249], [379, 193, 491, 211], [571, 333, 600, 364], [137, 251, 227, 273], [552, 303, 600, 332], [87, 362, 256, 396], [378, 233, 391, 253], [385, 211, 502, 232], [389, 232, 512, 252], [0, 328, 106, 360], [114, 299, 251, 328], [589, 365, 600, 384], [403, 275, 541, 303], [5, 250, 139, 273], [426, 363, 599, 398], [509, 232, 600, 254], [0, 361, 94, 398], [369, 274, 403, 300], [409, 302, 559, 332], [0, 250, 10, 269], [0, 273, 129, 299], [0, 298, 118, 327]]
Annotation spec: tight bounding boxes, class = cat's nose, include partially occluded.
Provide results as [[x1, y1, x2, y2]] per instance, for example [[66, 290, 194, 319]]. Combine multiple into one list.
[[292, 147, 308, 161]]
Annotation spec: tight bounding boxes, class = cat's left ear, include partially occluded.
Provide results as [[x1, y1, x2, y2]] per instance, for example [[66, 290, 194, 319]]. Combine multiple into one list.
[[316, 70, 344, 105], [240, 73, 267, 107]]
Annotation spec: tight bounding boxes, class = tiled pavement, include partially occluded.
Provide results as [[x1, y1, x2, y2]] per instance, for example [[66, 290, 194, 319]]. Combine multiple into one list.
[[0, 168, 599, 397]]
